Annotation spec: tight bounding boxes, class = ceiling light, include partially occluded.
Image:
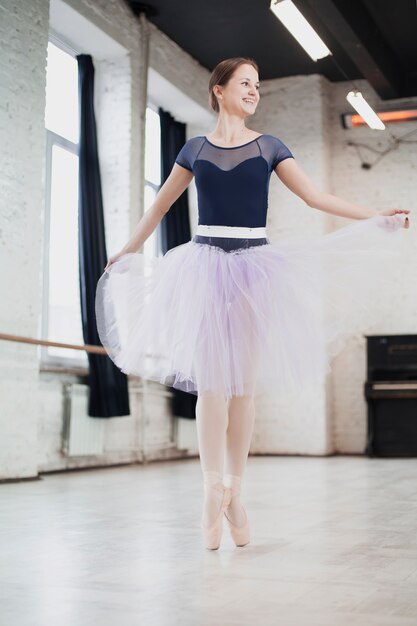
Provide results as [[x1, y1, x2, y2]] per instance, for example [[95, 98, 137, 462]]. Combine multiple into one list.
[[346, 91, 385, 130], [270, 0, 331, 61]]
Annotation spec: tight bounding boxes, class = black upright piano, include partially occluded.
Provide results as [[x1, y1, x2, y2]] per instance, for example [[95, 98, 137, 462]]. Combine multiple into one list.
[[364, 334, 417, 457]]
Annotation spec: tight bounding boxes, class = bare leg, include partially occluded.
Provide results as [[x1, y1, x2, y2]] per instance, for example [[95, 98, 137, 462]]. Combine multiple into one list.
[[195, 391, 228, 527], [224, 392, 256, 526]]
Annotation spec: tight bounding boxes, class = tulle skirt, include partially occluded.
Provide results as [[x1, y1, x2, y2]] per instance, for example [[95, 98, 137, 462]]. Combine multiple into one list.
[[95, 214, 407, 398]]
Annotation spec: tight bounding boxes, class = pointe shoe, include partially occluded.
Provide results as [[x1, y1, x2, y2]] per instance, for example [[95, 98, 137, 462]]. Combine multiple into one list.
[[201, 477, 232, 550], [225, 507, 250, 547], [224, 474, 250, 547]]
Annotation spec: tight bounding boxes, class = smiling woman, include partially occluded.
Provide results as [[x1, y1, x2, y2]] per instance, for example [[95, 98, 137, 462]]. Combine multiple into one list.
[[207, 57, 260, 128], [95, 56, 410, 550]]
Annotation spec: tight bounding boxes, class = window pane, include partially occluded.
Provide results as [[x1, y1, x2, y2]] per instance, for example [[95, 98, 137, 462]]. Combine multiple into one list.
[[47, 144, 86, 361], [145, 107, 161, 187], [143, 184, 157, 258], [45, 42, 79, 143]]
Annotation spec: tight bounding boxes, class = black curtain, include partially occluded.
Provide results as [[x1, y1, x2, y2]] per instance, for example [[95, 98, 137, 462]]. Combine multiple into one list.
[[159, 108, 197, 420], [77, 54, 130, 418]]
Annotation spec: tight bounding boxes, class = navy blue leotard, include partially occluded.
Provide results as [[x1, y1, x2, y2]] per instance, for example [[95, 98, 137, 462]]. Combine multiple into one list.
[[174, 134, 294, 228]]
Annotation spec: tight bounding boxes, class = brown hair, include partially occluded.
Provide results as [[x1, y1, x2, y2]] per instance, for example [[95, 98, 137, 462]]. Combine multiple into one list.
[[208, 57, 259, 114]]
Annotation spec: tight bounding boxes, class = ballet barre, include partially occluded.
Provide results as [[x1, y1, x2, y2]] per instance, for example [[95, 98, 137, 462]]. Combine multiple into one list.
[[0, 332, 106, 355]]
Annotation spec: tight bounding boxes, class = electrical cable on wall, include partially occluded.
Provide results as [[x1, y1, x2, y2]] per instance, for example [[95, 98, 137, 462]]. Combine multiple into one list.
[[330, 54, 417, 169]]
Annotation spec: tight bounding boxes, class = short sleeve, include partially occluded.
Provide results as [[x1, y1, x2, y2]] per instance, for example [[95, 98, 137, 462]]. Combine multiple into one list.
[[272, 138, 294, 169], [175, 141, 193, 171]]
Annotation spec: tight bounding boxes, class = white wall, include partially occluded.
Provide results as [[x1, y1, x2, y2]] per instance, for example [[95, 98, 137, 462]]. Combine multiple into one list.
[[1, 0, 416, 479], [0, 0, 209, 479], [0, 0, 51, 479], [250, 75, 417, 455], [249, 74, 334, 455], [327, 80, 417, 452]]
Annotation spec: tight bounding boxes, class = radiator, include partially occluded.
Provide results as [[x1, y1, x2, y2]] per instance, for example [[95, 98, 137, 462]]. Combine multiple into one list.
[[62, 383, 105, 456], [175, 417, 199, 452]]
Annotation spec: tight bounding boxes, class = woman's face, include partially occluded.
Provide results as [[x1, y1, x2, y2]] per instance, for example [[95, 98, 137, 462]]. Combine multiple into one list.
[[215, 63, 260, 117]]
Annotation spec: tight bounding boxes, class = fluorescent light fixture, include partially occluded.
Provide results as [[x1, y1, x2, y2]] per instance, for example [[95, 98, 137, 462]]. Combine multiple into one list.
[[346, 91, 385, 130], [270, 0, 331, 61]]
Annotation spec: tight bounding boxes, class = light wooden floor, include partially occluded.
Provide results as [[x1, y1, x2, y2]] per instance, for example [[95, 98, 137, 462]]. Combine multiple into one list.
[[1, 455, 417, 625]]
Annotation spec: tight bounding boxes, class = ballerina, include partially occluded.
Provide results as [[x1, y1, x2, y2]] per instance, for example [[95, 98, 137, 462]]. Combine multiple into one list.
[[95, 57, 410, 550]]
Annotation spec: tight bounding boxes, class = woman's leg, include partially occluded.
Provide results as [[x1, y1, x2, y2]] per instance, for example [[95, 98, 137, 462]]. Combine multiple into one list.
[[195, 391, 228, 527], [224, 281, 259, 526], [224, 392, 256, 526]]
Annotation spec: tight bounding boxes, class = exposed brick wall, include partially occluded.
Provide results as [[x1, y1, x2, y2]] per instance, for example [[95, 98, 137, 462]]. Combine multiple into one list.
[[0, 0, 51, 478], [327, 79, 417, 453]]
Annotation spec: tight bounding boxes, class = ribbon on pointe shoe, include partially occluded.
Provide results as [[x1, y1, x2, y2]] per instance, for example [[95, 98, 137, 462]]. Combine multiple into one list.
[[223, 473, 250, 546], [201, 470, 231, 550]]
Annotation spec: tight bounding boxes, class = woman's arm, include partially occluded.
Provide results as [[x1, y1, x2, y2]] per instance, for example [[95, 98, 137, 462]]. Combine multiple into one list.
[[104, 164, 193, 270], [275, 158, 410, 222], [120, 164, 194, 254]]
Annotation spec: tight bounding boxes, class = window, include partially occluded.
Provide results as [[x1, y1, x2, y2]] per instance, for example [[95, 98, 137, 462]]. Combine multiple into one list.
[[42, 42, 162, 366], [42, 39, 86, 365], [144, 105, 161, 257]]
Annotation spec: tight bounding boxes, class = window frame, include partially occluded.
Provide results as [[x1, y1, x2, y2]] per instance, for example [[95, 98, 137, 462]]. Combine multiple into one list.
[[41, 37, 86, 368]]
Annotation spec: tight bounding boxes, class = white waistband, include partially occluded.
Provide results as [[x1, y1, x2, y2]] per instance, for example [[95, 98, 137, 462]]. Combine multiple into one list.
[[196, 225, 267, 239]]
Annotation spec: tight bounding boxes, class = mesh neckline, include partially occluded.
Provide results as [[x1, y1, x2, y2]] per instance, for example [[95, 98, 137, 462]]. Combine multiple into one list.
[[203, 134, 265, 149]]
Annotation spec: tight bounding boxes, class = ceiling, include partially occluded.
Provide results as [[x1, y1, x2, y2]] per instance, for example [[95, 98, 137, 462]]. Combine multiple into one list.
[[127, 0, 417, 100]]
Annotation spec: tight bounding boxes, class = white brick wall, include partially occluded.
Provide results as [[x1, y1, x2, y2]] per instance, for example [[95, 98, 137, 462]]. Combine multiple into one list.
[[327, 79, 417, 453], [0, 0, 50, 478], [0, 0, 192, 479], [95, 55, 133, 255], [249, 74, 334, 455]]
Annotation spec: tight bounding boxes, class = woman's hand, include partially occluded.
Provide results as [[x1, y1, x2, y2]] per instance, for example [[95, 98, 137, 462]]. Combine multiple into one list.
[[379, 208, 410, 228], [104, 251, 128, 272]]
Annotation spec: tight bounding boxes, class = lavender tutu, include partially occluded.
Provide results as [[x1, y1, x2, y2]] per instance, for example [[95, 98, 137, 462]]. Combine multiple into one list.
[[94, 213, 407, 398]]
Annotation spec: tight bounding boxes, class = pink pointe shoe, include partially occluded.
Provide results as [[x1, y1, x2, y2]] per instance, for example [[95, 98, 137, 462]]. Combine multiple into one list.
[[225, 506, 250, 547], [224, 474, 250, 547], [201, 472, 232, 550]]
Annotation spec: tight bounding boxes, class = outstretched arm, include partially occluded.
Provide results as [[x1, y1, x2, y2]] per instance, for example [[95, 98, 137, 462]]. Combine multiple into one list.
[[275, 158, 410, 224], [104, 164, 193, 270]]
